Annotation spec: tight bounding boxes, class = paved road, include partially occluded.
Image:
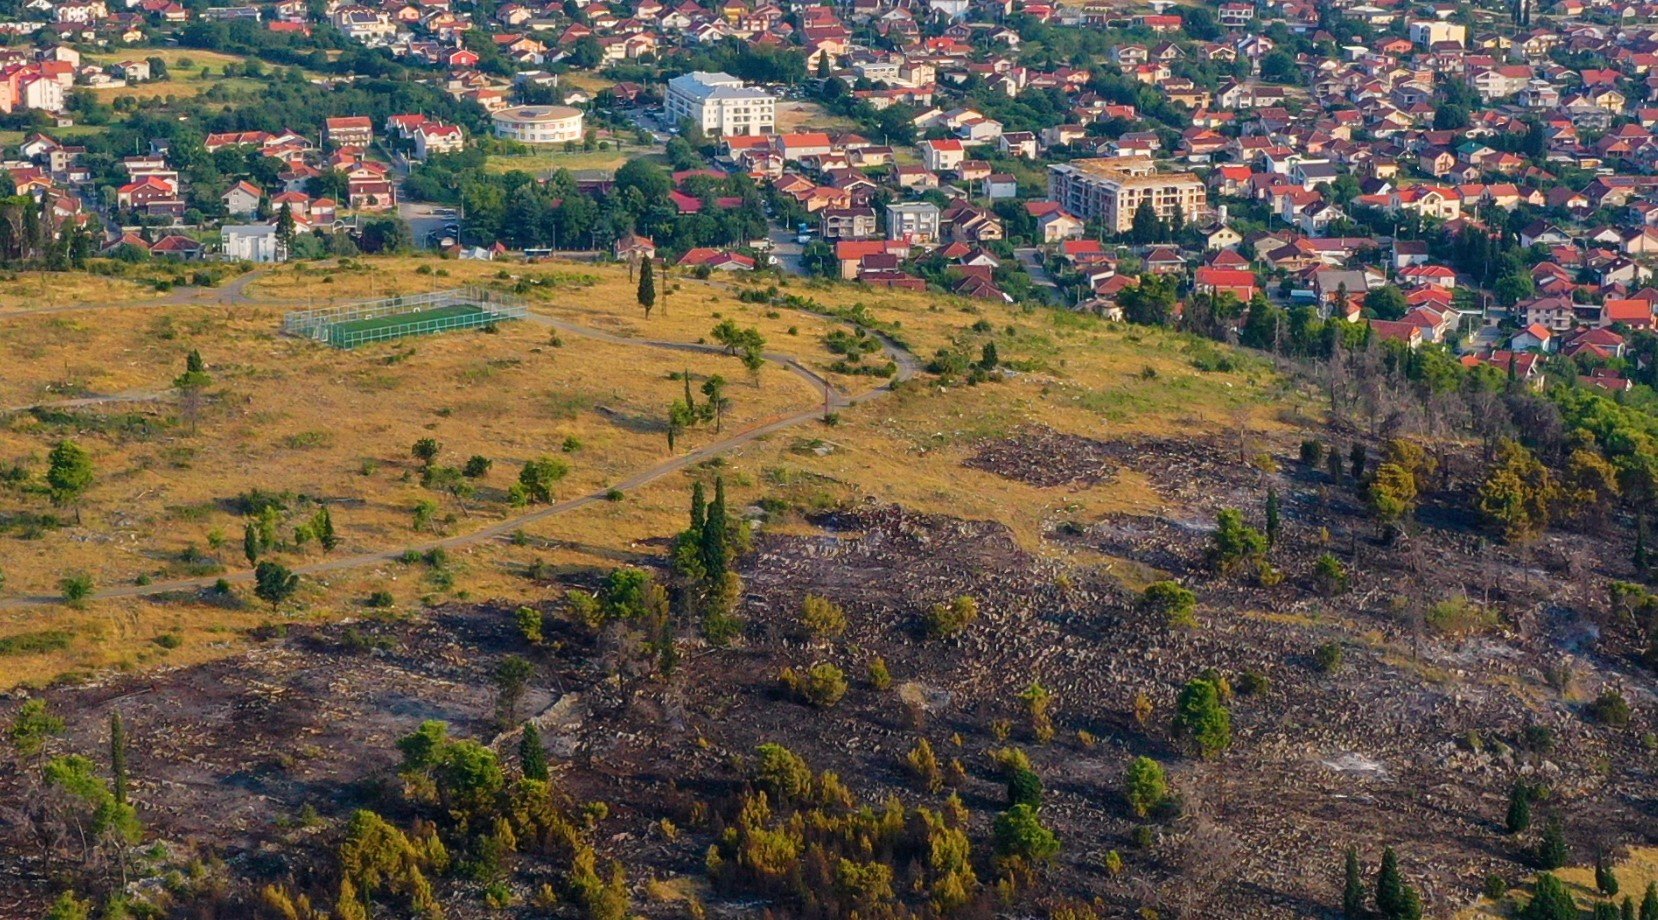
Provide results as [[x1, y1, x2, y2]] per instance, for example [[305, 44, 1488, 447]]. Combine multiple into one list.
[[767, 222, 806, 275], [0, 283, 919, 609], [1015, 247, 1061, 301]]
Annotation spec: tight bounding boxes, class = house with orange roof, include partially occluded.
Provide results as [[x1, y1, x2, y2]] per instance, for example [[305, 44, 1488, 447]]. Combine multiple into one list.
[[1511, 323, 1555, 352]]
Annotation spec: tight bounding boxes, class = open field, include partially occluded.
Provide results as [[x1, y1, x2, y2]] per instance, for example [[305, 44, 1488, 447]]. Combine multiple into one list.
[[0, 271, 172, 315], [0, 255, 1293, 686], [88, 75, 267, 100], [775, 99, 863, 134], [0, 291, 824, 610], [485, 145, 665, 176]]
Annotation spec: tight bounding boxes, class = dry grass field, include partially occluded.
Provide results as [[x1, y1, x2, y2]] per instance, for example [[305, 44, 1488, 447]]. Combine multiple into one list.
[[0, 271, 171, 315], [1457, 847, 1658, 918], [775, 100, 863, 134], [0, 255, 1294, 689]]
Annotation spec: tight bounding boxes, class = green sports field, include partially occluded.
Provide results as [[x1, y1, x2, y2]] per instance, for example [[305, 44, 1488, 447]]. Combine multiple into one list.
[[326, 303, 495, 347]]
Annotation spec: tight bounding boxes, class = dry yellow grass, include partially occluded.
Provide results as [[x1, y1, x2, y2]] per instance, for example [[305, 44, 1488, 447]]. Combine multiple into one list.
[[0, 272, 168, 314], [0, 298, 820, 599], [0, 254, 1299, 688], [775, 100, 862, 134], [1457, 847, 1658, 918]]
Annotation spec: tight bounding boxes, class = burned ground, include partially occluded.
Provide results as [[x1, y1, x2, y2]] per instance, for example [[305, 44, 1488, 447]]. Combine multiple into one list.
[[0, 433, 1654, 919], [963, 425, 1121, 490]]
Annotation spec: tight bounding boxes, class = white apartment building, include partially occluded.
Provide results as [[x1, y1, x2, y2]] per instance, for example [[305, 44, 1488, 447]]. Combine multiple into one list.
[[663, 71, 775, 136]]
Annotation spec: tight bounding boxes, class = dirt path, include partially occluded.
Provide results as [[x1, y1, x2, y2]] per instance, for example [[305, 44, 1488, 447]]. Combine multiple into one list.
[[0, 280, 918, 608], [2, 388, 170, 414]]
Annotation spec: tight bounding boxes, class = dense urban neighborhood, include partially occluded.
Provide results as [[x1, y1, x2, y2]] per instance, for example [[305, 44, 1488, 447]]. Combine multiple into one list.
[[4, 0, 1658, 916]]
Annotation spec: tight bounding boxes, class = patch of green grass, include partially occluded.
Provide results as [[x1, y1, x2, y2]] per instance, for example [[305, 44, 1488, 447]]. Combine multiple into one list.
[[0, 630, 74, 656]]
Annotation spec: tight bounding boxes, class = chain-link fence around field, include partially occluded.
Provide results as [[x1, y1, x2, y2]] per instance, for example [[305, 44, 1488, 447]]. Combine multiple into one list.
[[280, 287, 530, 349]]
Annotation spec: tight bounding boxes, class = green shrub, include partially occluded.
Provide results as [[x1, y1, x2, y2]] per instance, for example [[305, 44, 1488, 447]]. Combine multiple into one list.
[[923, 596, 978, 638]]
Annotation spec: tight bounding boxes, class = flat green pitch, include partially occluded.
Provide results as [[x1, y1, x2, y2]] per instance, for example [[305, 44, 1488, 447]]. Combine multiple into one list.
[[325, 303, 496, 347]]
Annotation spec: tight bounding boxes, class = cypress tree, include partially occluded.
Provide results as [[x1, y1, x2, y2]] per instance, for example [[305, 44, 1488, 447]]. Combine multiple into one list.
[[1597, 905, 1623, 920], [315, 506, 337, 552], [1641, 883, 1657, 920], [701, 476, 730, 580], [1343, 847, 1365, 918], [110, 711, 128, 806], [243, 521, 260, 566], [689, 481, 706, 535], [1376, 847, 1404, 918], [1598, 852, 1621, 897], [1265, 488, 1281, 547], [1624, 896, 1638, 920], [637, 256, 656, 317], [1506, 783, 1531, 834], [519, 723, 549, 782]]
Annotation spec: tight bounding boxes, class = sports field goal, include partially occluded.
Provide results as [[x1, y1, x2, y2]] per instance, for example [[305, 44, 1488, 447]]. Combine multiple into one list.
[[281, 286, 530, 349]]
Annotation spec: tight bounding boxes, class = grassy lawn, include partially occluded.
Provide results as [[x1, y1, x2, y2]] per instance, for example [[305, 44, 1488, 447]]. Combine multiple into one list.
[[89, 75, 266, 100], [84, 48, 252, 69]]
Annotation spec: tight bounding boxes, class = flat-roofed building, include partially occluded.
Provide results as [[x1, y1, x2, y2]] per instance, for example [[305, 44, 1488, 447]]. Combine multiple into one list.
[[664, 71, 776, 136], [1047, 157, 1207, 234]]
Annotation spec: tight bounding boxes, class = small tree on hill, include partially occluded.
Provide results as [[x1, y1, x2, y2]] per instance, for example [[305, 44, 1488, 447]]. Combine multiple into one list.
[[254, 560, 298, 610], [1343, 848, 1366, 918], [1536, 820, 1569, 869], [1522, 873, 1577, 920], [1598, 852, 1621, 897], [636, 256, 655, 318], [1172, 675, 1231, 758], [519, 722, 549, 781], [1125, 756, 1167, 817], [1375, 847, 1422, 920], [47, 440, 93, 524], [1506, 783, 1532, 834]]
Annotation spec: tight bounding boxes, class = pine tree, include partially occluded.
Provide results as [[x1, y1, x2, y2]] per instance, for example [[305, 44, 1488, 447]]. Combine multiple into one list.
[[636, 256, 656, 318], [1506, 783, 1531, 834], [1343, 847, 1366, 918], [1265, 488, 1281, 547], [1598, 852, 1621, 897], [110, 711, 128, 806], [1537, 820, 1568, 870], [1376, 847, 1405, 918], [519, 722, 549, 781]]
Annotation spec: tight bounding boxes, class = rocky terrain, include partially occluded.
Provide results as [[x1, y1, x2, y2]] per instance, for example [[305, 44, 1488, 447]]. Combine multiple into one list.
[[1, 426, 1651, 918]]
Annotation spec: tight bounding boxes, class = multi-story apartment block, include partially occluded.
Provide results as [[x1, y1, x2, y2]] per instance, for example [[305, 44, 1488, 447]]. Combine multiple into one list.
[[663, 71, 775, 136], [1046, 158, 1207, 234], [886, 201, 941, 244]]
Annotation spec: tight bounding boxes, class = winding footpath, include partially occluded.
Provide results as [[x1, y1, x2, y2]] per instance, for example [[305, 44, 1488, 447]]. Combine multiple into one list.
[[0, 272, 921, 608]]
